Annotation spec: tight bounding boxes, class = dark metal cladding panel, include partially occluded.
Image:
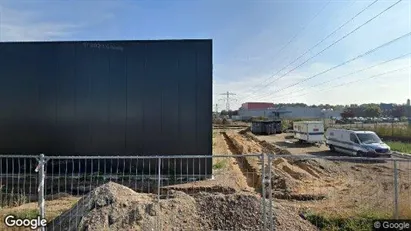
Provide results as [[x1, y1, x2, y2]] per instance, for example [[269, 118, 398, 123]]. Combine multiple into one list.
[[0, 40, 212, 175]]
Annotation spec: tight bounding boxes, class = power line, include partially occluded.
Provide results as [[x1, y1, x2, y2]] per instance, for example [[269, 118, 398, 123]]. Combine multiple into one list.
[[255, 31, 411, 99], [237, 0, 345, 99], [241, 0, 403, 102], [247, 0, 333, 90], [219, 91, 237, 111], [273, 52, 411, 99], [260, 0, 402, 90], [276, 66, 410, 101], [237, 0, 379, 102]]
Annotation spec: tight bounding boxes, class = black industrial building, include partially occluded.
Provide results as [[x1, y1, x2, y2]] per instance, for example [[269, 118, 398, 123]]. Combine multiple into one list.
[[0, 40, 212, 176]]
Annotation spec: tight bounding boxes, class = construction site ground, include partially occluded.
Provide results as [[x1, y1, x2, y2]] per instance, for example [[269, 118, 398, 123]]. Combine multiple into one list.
[[1, 127, 411, 230]]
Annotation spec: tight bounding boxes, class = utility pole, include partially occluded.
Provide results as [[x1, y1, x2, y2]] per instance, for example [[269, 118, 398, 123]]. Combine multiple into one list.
[[214, 104, 219, 114], [219, 91, 237, 111]]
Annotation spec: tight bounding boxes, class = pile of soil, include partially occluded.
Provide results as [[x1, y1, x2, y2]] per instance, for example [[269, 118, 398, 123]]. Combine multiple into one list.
[[48, 182, 317, 231], [240, 131, 291, 155], [271, 158, 341, 200]]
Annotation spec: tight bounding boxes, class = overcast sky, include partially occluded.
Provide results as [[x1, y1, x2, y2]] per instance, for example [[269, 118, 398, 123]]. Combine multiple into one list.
[[0, 0, 410, 110]]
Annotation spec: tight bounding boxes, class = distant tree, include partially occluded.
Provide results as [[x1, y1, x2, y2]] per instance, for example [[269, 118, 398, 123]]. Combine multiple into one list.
[[341, 108, 355, 119], [227, 110, 239, 117], [346, 105, 364, 117], [364, 105, 382, 118], [220, 110, 228, 116], [406, 106, 411, 117], [333, 105, 345, 111], [391, 106, 405, 118]]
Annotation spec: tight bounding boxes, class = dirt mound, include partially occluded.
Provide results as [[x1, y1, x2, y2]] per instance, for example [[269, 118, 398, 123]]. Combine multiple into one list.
[[240, 131, 291, 155], [238, 127, 251, 134], [49, 182, 317, 231], [48, 182, 198, 231], [271, 158, 339, 200], [196, 192, 317, 231], [196, 193, 265, 230]]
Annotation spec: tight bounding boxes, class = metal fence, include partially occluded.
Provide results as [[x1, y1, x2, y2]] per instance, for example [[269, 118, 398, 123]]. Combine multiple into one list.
[[0, 154, 410, 231]]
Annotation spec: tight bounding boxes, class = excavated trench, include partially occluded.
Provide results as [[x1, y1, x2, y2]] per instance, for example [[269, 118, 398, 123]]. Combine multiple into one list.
[[221, 132, 263, 195], [224, 130, 329, 202]]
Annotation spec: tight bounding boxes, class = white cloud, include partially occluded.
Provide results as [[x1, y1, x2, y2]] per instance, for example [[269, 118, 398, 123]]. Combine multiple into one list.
[[0, 1, 121, 41], [0, 6, 81, 41]]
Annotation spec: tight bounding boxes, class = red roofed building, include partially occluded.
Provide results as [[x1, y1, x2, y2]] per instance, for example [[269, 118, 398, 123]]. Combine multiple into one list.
[[241, 102, 275, 110]]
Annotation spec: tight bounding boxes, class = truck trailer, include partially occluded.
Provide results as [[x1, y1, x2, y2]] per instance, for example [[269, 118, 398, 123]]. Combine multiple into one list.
[[293, 121, 325, 144]]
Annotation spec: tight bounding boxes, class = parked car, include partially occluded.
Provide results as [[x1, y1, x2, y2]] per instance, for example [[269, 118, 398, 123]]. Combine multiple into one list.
[[325, 128, 391, 157]]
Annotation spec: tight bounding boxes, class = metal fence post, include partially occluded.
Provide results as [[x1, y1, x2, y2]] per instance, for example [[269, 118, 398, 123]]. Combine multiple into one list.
[[393, 160, 399, 219], [391, 122, 394, 136], [267, 154, 274, 231], [260, 154, 267, 230], [35, 154, 47, 231], [157, 157, 162, 231]]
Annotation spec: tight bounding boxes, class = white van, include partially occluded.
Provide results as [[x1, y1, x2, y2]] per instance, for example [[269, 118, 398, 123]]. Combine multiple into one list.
[[324, 128, 391, 157], [293, 121, 324, 144]]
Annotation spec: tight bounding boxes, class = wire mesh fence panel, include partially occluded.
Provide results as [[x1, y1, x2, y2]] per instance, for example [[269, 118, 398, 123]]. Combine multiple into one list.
[[44, 156, 164, 231], [0, 155, 39, 230], [2, 154, 410, 231], [269, 155, 411, 231], [396, 160, 411, 219], [41, 154, 271, 231], [156, 155, 269, 231]]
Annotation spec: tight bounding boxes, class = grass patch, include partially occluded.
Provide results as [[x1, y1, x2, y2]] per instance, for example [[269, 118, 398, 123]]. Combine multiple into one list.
[[212, 159, 227, 169], [303, 210, 390, 231], [0, 190, 29, 208], [10, 209, 40, 219], [386, 141, 411, 153], [374, 125, 411, 138]]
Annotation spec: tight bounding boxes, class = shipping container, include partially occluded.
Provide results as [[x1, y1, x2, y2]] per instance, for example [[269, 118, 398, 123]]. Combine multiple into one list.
[[251, 120, 281, 135], [0, 39, 212, 176]]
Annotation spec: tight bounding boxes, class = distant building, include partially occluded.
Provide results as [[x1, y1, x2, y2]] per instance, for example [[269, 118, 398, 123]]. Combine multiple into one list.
[[278, 106, 343, 119], [238, 102, 290, 120], [241, 102, 275, 110], [380, 103, 394, 111], [237, 102, 343, 120], [380, 103, 395, 116]]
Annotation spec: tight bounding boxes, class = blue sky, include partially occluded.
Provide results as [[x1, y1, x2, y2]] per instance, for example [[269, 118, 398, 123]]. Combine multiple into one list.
[[0, 0, 410, 110]]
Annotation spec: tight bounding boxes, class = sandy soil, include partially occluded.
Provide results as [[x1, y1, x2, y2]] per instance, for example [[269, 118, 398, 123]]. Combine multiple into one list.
[[255, 132, 331, 155], [0, 195, 80, 231], [162, 129, 253, 194], [248, 132, 411, 219]]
